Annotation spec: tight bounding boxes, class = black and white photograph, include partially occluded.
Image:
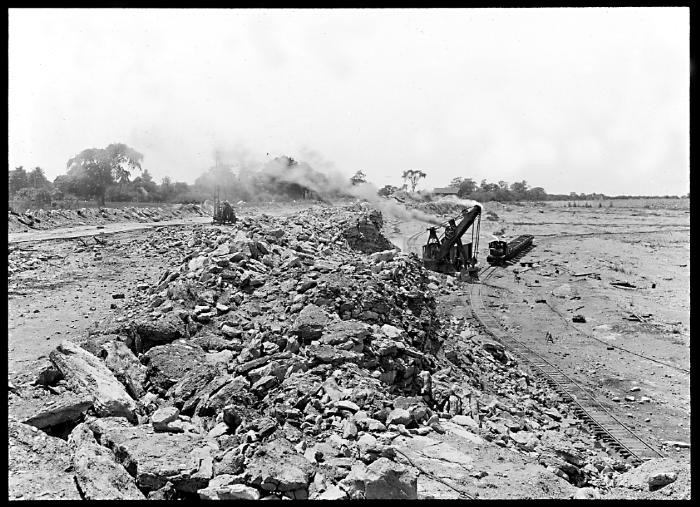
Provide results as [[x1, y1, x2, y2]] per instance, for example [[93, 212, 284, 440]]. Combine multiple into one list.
[[7, 7, 689, 500]]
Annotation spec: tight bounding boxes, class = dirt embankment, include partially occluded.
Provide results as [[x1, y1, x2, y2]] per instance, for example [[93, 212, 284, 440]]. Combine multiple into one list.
[[8, 203, 210, 233]]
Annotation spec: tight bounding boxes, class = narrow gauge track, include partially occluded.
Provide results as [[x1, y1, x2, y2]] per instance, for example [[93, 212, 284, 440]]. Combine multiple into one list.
[[405, 229, 426, 255], [469, 266, 664, 464]]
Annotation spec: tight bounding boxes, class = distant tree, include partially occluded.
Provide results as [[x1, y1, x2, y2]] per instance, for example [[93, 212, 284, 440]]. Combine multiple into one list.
[[498, 180, 509, 190], [65, 143, 144, 205], [509, 180, 529, 196], [402, 169, 426, 192], [457, 178, 478, 197], [159, 176, 174, 201], [479, 179, 499, 192], [168, 181, 198, 202], [50, 187, 64, 202], [52, 174, 72, 194], [27, 167, 51, 189], [350, 170, 367, 186], [449, 177, 464, 188], [15, 187, 51, 204], [8, 166, 28, 195], [377, 184, 399, 197], [527, 186, 547, 201], [132, 169, 159, 201]]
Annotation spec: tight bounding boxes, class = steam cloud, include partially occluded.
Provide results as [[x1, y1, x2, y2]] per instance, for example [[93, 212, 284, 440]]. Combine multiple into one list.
[[216, 149, 454, 226]]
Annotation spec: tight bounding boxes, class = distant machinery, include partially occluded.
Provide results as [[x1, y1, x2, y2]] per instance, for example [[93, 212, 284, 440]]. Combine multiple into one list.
[[422, 205, 482, 278]]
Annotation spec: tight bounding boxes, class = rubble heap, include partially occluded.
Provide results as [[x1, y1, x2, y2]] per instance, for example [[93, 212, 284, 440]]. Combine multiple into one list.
[[8, 203, 687, 500]]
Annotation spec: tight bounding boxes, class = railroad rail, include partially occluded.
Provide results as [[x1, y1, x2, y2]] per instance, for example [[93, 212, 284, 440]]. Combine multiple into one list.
[[469, 267, 664, 464]]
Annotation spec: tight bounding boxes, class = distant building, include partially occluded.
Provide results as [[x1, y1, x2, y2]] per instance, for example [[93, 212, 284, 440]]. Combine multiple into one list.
[[432, 187, 460, 196]]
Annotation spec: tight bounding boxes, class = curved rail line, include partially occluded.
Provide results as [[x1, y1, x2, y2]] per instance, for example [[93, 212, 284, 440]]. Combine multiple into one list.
[[405, 229, 426, 255], [469, 267, 664, 464]]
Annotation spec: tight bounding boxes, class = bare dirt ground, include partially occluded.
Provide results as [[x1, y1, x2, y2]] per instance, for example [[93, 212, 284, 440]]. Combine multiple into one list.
[[7, 216, 212, 244], [389, 201, 690, 460], [7, 199, 690, 499]]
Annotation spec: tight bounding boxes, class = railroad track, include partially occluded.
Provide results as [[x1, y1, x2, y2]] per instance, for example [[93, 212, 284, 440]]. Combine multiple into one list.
[[405, 229, 426, 255], [469, 268, 664, 464]]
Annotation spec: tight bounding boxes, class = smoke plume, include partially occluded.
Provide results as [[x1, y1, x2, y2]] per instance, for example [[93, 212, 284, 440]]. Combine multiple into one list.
[[209, 149, 486, 227]]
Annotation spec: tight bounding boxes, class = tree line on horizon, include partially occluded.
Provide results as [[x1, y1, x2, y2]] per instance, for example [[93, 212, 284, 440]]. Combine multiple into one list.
[[377, 176, 688, 202], [8, 142, 688, 208], [8, 143, 340, 208]]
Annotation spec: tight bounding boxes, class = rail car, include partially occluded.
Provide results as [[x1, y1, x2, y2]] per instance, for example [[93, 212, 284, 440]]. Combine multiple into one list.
[[486, 234, 534, 265]]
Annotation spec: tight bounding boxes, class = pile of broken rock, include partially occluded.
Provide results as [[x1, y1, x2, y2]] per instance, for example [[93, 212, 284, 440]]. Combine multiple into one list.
[[8, 204, 683, 500]]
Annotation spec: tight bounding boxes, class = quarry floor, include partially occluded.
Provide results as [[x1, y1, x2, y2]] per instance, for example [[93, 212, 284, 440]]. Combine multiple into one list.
[[389, 201, 690, 466], [7, 200, 690, 498]]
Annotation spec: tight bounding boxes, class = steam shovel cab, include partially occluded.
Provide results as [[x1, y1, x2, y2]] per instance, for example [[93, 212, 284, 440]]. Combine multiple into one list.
[[212, 198, 237, 225], [421, 205, 482, 280]]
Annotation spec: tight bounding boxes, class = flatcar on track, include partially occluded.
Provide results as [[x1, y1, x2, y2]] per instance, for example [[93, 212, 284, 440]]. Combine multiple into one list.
[[486, 234, 534, 265]]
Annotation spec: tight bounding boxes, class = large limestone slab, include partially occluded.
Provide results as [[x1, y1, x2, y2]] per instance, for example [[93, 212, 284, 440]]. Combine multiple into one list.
[[292, 304, 330, 342], [8, 420, 82, 500], [49, 340, 137, 422], [198, 476, 261, 500], [72, 432, 145, 500], [615, 458, 686, 491], [364, 457, 418, 499], [197, 375, 253, 416], [320, 320, 370, 346], [338, 458, 418, 499], [100, 340, 148, 399], [88, 416, 214, 493], [145, 340, 207, 391], [131, 313, 187, 352], [167, 367, 218, 413], [243, 438, 316, 492], [9, 387, 93, 429]]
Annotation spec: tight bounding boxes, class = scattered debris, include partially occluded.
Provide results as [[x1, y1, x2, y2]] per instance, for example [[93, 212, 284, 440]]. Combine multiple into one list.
[[610, 281, 637, 289]]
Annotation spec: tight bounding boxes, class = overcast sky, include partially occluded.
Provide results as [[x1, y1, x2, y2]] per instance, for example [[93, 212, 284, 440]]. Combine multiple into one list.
[[9, 8, 689, 196]]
